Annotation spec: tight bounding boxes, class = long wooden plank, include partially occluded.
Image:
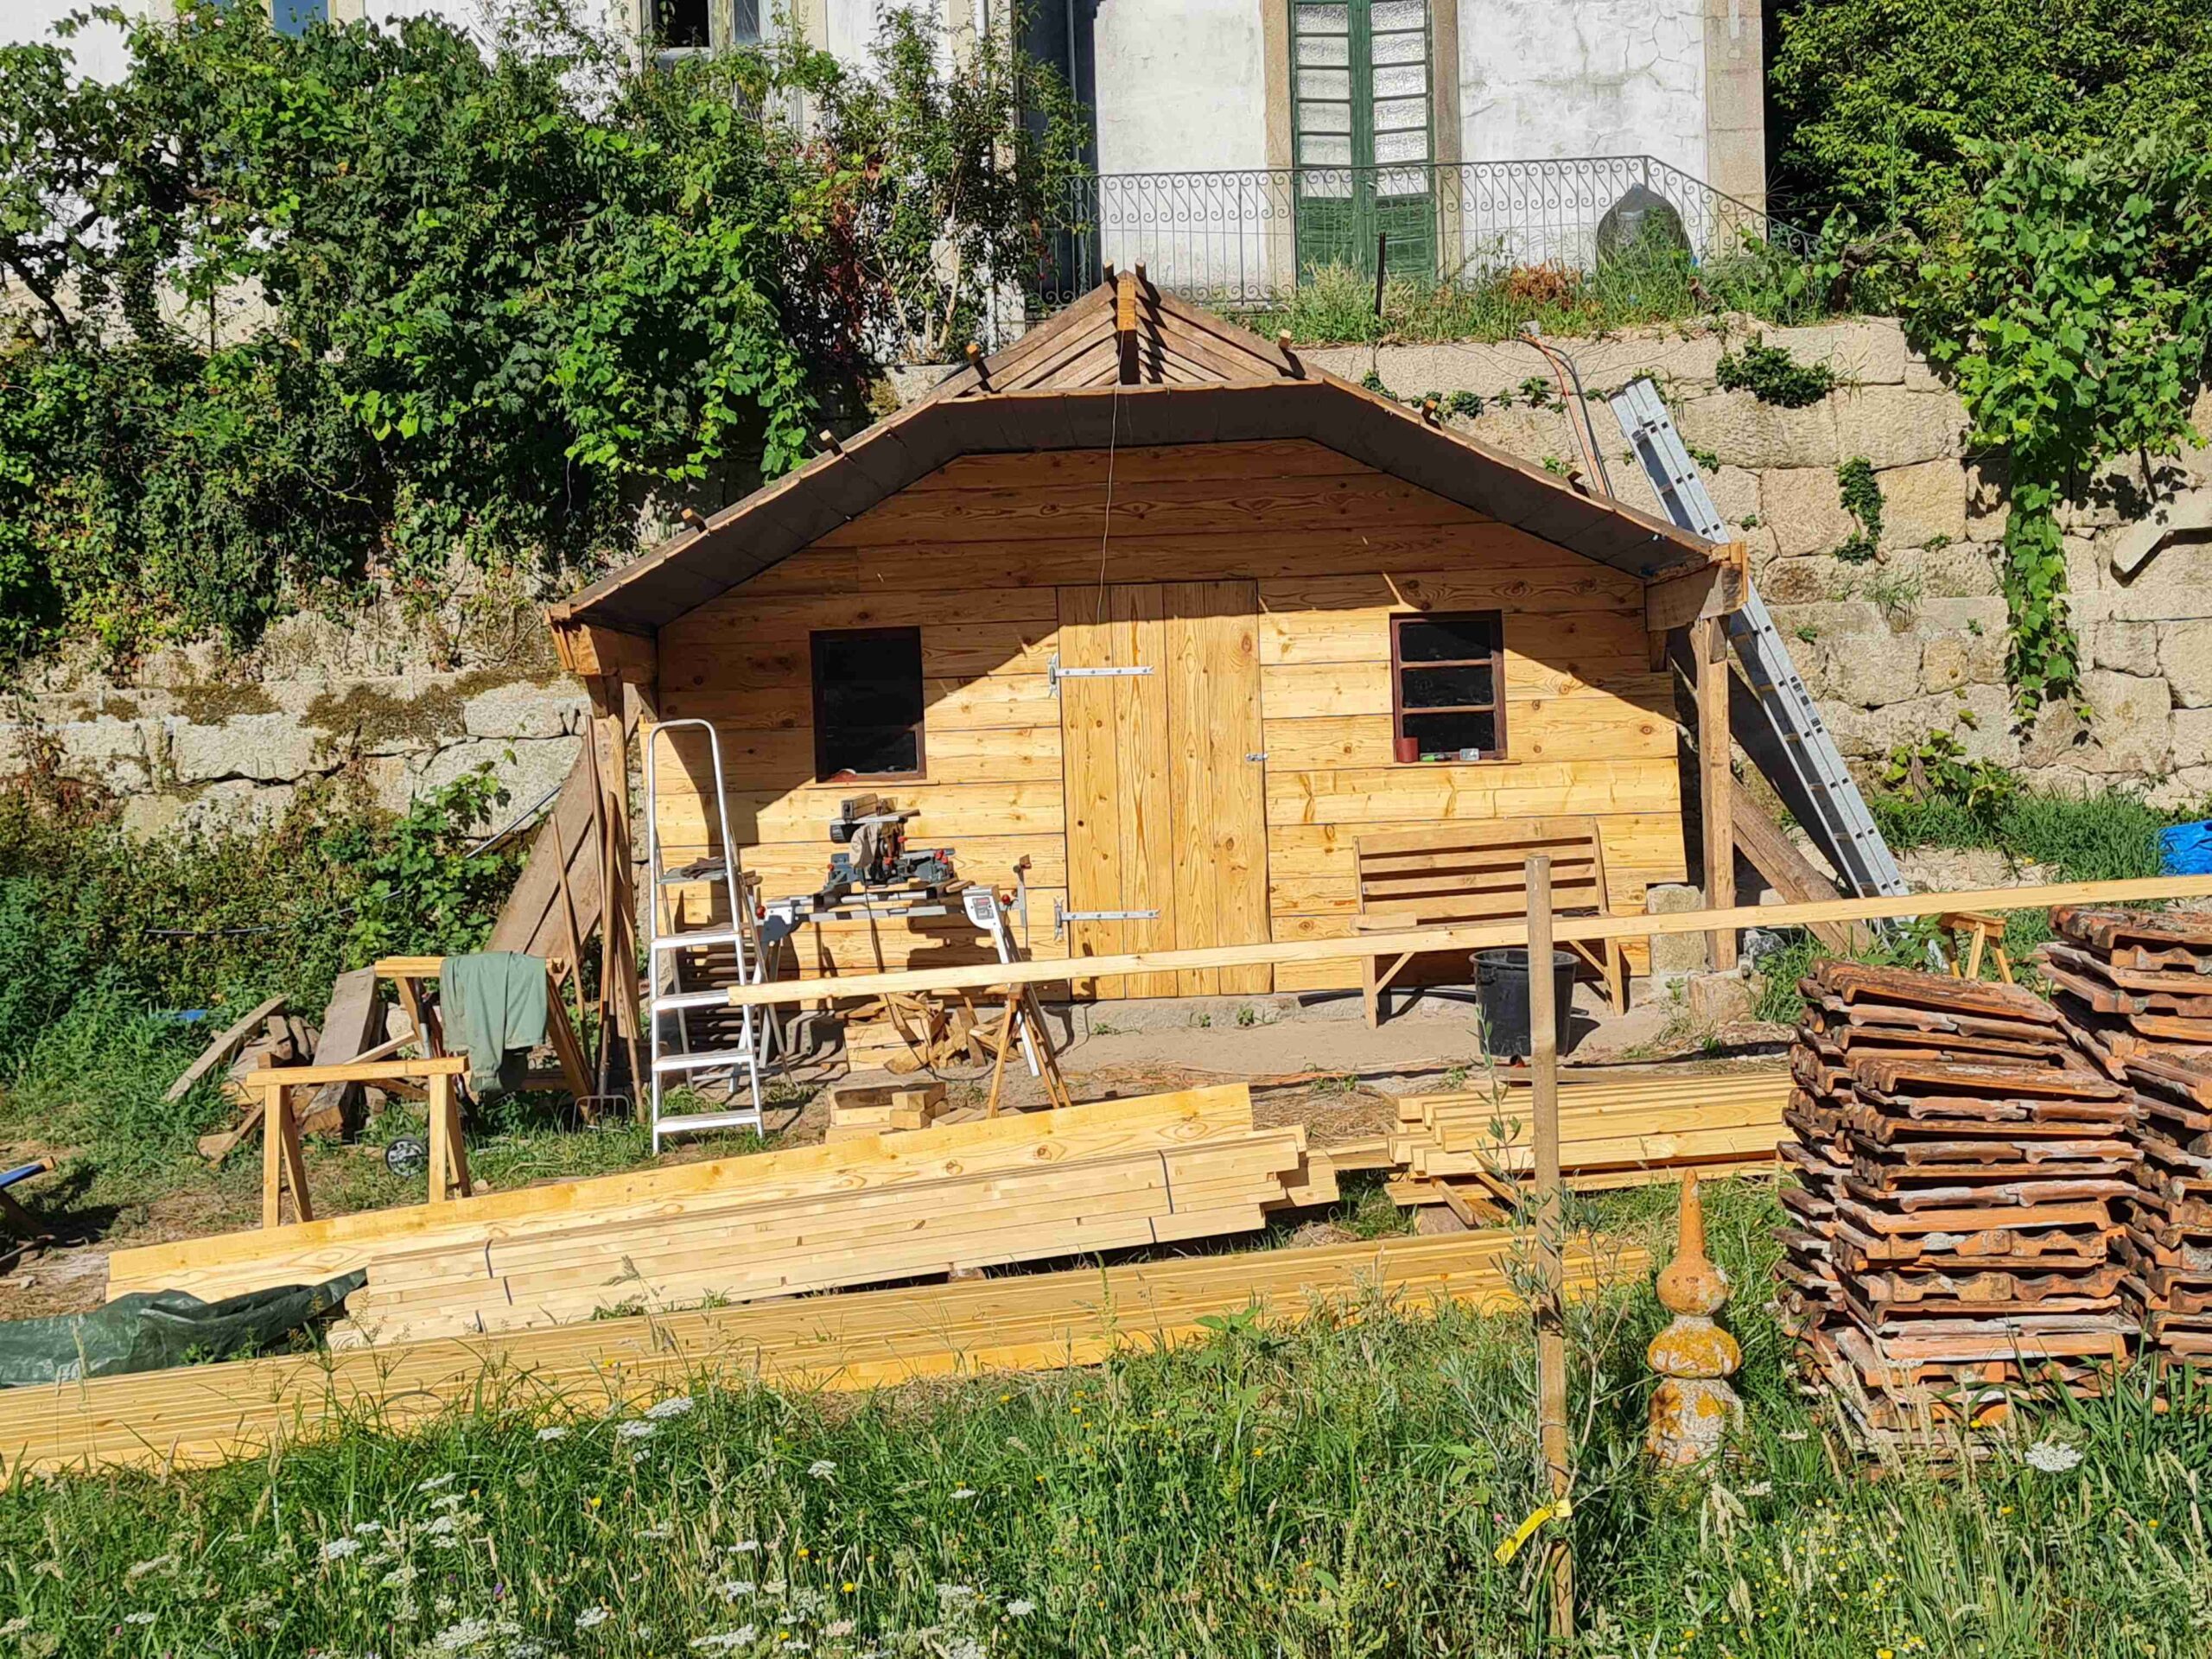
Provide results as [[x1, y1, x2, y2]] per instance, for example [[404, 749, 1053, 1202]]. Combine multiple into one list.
[[161, 995, 287, 1104], [2, 1232, 1642, 1482], [723, 876, 2212, 1007], [104, 1088, 1254, 1298]]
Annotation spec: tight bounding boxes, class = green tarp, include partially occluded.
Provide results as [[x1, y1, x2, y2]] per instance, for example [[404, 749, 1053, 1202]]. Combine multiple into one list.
[[0, 1271, 365, 1388]]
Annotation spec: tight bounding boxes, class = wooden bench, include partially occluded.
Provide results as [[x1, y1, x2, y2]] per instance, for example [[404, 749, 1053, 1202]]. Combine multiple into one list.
[[1353, 817, 1630, 1028]]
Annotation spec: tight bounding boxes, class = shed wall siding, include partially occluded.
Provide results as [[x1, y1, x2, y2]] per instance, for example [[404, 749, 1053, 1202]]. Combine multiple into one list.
[[651, 439, 1686, 991]]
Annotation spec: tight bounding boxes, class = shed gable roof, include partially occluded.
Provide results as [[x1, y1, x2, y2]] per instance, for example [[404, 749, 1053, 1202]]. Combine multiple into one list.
[[551, 276, 1714, 637]]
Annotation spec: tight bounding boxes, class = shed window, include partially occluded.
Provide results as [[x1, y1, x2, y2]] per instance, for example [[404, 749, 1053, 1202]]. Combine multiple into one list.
[[812, 628, 925, 780], [1391, 611, 1504, 760]]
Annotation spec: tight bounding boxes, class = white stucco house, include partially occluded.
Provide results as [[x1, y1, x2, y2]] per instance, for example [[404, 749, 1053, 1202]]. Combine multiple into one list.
[[10, 0, 1766, 302]]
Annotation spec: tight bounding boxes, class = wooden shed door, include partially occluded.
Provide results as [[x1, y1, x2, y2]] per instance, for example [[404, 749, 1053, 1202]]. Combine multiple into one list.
[[1057, 582, 1271, 998]]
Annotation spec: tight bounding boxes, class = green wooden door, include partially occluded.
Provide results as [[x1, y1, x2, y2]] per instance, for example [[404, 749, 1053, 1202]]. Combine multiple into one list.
[[1291, 0, 1435, 283]]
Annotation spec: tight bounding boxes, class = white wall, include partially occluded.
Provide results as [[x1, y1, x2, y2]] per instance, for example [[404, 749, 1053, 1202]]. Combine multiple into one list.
[[1090, 0, 1267, 175], [3, 0, 160, 80], [1457, 0, 1706, 175]]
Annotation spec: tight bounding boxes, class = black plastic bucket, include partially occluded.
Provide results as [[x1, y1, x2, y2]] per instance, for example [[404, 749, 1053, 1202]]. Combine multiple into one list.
[[1472, 947, 1578, 1058]]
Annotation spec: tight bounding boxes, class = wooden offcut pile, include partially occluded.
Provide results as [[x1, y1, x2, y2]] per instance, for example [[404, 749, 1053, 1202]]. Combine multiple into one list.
[[1384, 1070, 1786, 1216], [2038, 906, 2212, 1368], [105, 1086, 1333, 1349], [1782, 962, 2135, 1443]]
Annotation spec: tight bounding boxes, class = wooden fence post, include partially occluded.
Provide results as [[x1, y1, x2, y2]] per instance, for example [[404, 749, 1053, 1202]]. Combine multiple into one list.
[[1526, 855, 1573, 1639]]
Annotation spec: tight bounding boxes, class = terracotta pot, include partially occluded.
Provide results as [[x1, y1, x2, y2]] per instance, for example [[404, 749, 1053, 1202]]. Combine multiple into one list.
[[1393, 734, 1421, 764]]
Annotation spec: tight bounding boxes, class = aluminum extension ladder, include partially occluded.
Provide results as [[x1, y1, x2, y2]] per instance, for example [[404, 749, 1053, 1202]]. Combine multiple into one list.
[[641, 718, 769, 1149], [1609, 378, 1908, 899]]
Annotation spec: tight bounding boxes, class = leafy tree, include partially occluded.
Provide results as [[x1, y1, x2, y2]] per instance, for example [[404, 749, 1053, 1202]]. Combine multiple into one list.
[[1770, 0, 2212, 233], [0, 1, 1083, 659]]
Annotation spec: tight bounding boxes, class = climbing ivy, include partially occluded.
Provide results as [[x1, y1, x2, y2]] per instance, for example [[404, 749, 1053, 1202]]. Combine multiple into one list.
[[1909, 142, 2212, 711], [1715, 339, 1835, 408], [1834, 457, 1883, 563]]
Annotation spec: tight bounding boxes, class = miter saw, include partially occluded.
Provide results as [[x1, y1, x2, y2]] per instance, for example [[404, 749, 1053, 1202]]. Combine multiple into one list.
[[819, 794, 957, 904]]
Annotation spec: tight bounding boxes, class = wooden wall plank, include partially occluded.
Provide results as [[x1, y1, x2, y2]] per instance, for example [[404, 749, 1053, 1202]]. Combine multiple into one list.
[[1165, 581, 1271, 996]]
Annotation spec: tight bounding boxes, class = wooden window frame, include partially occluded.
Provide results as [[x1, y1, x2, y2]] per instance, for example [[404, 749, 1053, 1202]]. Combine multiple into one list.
[[1389, 609, 1506, 762], [810, 626, 927, 784]]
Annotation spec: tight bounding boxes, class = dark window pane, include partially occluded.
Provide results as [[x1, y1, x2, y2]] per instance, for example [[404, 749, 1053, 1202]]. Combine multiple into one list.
[[1400, 663, 1493, 708], [732, 0, 760, 41], [820, 679, 921, 728], [1397, 615, 1497, 663], [655, 0, 709, 44], [813, 628, 924, 779], [1403, 709, 1496, 756], [823, 726, 919, 778]]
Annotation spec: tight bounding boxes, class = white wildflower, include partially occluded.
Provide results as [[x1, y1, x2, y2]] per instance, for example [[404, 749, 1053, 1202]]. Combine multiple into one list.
[[381, 1566, 420, 1589], [728, 1541, 761, 1554], [536, 1427, 569, 1443], [320, 1537, 364, 1561], [760, 1580, 787, 1596], [124, 1611, 157, 1626], [645, 1395, 697, 1421], [125, 1554, 179, 1582], [823, 1621, 855, 1638], [1778, 1428, 1809, 1442], [423, 1515, 461, 1538], [353, 1521, 385, 1536], [635, 1525, 674, 1541], [690, 1627, 757, 1652], [617, 1421, 658, 1442], [936, 1583, 978, 1605], [715, 1580, 757, 1601], [575, 1605, 612, 1631], [785, 1642, 810, 1652], [1006, 1599, 1036, 1618], [2026, 1440, 2084, 1473], [1738, 1481, 1772, 1497], [950, 1488, 977, 1500], [429, 1491, 468, 1511], [417, 1473, 458, 1493], [940, 1639, 984, 1659], [807, 1459, 836, 1479], [789, 1588, 825, 1618]]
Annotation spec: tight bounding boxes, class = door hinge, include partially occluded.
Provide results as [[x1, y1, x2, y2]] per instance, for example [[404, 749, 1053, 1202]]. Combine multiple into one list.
[[1047, 653, 1154, 690], [1053, 899, 1161, 938]]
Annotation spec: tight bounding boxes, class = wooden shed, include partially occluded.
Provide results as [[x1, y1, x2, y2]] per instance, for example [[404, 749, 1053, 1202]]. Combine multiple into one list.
[[545, 275, 1745, 1030]]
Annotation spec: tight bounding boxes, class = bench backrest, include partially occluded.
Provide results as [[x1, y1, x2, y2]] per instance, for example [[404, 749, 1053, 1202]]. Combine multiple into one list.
[[1354, 816, 1614, 928]]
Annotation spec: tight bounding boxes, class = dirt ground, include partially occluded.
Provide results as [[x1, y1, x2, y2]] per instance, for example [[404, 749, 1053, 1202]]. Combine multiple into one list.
[[2, 976, 1788, 1321]]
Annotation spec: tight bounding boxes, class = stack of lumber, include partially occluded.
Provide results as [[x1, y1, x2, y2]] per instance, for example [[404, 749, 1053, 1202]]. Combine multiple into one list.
[[1385, 1067, 1787, 1211], [823, 1079, 948, 1141], [2, 1230, 1642, 1483], [2036, 906, 2212, 1370], [104, 1086, 1336, 1349], [1782, 962, 2135, 1443]]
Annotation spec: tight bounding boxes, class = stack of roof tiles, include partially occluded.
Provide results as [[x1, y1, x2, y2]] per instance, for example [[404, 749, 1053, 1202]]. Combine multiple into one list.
[[1782, 961, 2135, 1442], [2037, 906, 2212, 1369]]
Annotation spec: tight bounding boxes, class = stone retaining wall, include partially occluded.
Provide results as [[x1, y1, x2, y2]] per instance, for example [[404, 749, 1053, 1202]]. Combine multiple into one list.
[[0, 596, 588, 836], [7, 315, 2209, 835], [1310, 319, 2212, 805]]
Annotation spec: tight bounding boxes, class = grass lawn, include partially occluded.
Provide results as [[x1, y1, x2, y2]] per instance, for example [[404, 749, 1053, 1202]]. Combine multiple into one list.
[[3, 1181, 2209, 1659]]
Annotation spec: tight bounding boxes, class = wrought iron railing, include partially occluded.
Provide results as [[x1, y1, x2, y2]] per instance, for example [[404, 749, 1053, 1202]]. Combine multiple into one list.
[[1025, 155, 1812, 315]]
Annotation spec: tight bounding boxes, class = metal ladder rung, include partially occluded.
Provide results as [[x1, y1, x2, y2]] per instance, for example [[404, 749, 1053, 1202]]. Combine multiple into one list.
[[652, 1109, 766, 1135], [652, 1046, 759, 1074], [652, 988, 734, 1014], [651, 929, 747, 952]]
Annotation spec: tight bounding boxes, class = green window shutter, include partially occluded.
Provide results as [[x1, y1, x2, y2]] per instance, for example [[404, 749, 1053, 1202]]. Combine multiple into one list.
[[1291, 0, 1434, 283]]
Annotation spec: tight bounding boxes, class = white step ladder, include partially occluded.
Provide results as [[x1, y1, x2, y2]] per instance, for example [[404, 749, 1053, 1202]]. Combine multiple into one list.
[[642, 719, 769, 1149], [1609, 378, 1908, 899]]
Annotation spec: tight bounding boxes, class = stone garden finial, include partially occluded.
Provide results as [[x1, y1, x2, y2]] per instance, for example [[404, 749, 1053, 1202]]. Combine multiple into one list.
[[1645, 1173, 1744, 1470]]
